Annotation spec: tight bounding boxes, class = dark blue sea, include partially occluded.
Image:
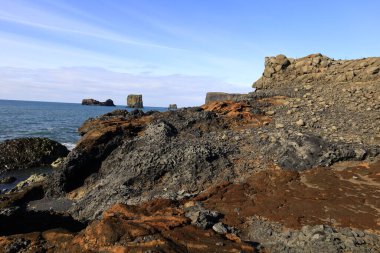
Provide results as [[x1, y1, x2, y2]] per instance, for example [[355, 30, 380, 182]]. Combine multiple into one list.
[[0, 99, 166, 150]]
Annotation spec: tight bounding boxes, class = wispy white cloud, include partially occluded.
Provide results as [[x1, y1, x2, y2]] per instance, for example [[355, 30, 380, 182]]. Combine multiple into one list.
[[0, 2, 184, 51], [0, 67, 252, 107]]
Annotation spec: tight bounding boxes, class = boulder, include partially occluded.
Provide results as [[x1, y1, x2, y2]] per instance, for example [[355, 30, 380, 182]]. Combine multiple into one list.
[[81, 98, 115, 106], [127, 94, 143, 108], [0, 138, 69, 173], [205, 92, 247, 104]]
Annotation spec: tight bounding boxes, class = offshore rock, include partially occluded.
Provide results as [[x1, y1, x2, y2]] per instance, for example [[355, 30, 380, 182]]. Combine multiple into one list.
[[168, 104, 178, 110], [127, 94, 143, 108], [205, 92, 248, 104], [81, 98, 115, 106], [0, 138, 69, 173]]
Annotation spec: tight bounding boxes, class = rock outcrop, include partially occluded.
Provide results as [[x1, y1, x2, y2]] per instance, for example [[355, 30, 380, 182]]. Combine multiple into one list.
[[0, 138, 69, 173], [127, 94, 143, 108], [81, 98, 115, 106], [253, 53, 380, 89], [205, 92, 247, 104]]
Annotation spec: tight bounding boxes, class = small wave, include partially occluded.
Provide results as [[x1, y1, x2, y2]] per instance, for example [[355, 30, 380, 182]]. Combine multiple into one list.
[[62, 142, 76, 151]]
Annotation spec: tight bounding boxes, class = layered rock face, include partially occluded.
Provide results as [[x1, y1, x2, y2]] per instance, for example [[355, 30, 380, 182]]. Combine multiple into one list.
[[81, 98, 115, 106], [205, 92, 248, 104], [127, 94, 143, 108], [0, 138, 69, 173]]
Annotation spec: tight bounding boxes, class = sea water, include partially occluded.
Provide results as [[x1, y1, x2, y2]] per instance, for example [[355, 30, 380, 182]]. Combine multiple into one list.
[[0, 99, 167, 192], [0, 99, 166, 149]]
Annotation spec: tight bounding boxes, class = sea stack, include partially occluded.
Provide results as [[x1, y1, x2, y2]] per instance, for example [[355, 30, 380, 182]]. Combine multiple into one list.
[[168, 104, 177, 110], [127, 94, 143, 108], [82, 98, 115, 106]]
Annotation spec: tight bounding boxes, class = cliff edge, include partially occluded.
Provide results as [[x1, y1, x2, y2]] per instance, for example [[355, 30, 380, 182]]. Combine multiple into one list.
[[253, 53, 380, 90]]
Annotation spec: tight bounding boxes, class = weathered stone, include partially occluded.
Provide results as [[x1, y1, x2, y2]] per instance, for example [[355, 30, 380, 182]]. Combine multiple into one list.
[[296, 119, 305, 126]]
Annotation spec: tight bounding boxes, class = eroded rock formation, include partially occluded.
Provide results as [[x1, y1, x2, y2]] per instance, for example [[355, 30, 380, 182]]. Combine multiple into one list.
[[81, 98, 115, 106], [253, 53, 380, 89]]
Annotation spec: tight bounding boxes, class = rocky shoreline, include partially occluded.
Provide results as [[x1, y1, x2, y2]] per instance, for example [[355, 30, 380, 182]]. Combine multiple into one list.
[[0, 53, 379, 252]]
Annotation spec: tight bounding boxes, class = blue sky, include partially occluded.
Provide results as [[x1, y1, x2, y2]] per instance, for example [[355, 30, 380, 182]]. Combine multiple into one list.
[[0, 0, 379, 106]]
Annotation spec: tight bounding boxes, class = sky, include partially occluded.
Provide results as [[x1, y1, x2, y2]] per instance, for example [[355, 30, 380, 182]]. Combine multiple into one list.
[[0, 0, 379, 107]]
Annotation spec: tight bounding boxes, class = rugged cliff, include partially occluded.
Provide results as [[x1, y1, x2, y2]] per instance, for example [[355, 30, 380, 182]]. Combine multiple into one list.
[[253, 53, 380, 89]]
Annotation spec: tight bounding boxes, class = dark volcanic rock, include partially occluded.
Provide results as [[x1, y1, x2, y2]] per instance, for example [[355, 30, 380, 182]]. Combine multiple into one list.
[[81, 98, 115, 106], [0, 138, 69, 173], [0, 176, 16, 184]]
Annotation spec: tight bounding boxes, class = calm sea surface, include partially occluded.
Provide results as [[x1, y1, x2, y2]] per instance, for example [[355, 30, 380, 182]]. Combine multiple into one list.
[[0, 99, 166, 149]]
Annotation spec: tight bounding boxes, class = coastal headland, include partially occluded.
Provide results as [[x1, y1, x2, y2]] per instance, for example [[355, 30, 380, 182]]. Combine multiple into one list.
[[0, 53, 379, 252]]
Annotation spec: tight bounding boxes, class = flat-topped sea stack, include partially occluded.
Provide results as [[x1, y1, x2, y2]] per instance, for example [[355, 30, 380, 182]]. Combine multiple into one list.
[[81, 98, 115, 106], [205, 92, 247, 104], [127, 94, 143, 108], [168, 104, 177, 110]]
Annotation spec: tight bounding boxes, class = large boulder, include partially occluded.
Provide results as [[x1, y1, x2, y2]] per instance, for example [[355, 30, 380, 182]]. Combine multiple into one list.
[[127, 94, 143, 108], [81, 98, 115, 106], [0, 138, 69, 173]]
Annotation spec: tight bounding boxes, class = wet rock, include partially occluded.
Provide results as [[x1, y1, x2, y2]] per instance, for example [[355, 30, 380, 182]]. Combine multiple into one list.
[[0, 176, 16, 184], [0, 138, 69, 173], [14, 174, 46, 191]]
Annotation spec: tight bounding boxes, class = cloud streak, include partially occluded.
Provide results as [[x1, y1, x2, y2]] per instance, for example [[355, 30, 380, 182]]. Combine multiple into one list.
[[0, 67, 253, 107]]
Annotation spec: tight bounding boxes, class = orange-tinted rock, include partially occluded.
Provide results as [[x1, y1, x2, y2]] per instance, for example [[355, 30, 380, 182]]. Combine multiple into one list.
[[196, 160, 380, 233], [202, 101, 271, 128], [0, 200, 254, 252]]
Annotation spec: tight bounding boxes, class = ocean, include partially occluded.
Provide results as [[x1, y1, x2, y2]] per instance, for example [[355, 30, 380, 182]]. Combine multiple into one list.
[[0, 99, 167, 149]]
